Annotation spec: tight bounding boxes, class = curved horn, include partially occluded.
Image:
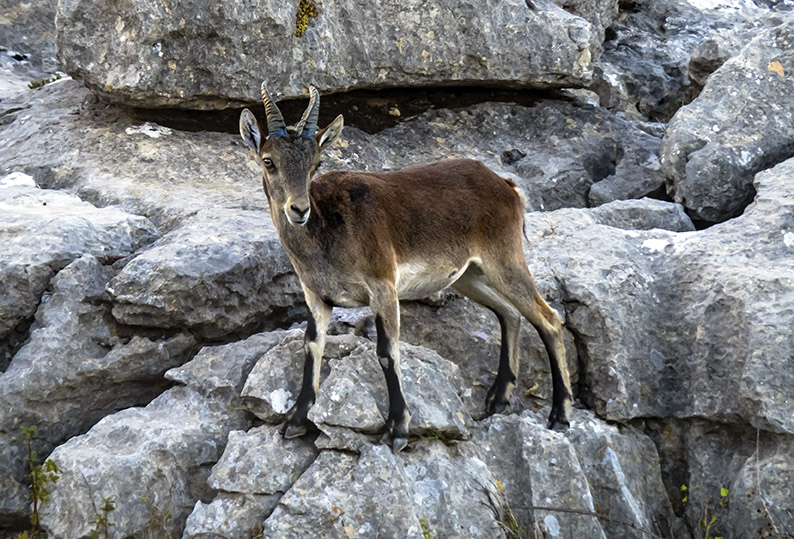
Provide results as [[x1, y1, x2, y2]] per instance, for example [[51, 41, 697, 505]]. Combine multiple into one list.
[[260, 81, 287, 137], [296, 85, 320, 138]]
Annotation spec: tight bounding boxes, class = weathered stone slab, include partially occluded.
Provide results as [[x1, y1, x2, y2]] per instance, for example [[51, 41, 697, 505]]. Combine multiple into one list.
[[662, 15, 794, 222], [0, 184, 157, 341], [40, 330, 286, 537], [523, 157, 794, 434], [56, 0, 609, 109], [108, 208, 301, 338]]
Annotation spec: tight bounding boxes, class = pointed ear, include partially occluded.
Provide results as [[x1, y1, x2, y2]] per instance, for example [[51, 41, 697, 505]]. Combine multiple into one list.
[[316, 114, 344, 151], [239, 108, 262, 152]]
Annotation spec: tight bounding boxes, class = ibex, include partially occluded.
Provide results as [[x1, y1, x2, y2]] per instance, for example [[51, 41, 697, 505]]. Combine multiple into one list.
[[240, 82, 573, 451]]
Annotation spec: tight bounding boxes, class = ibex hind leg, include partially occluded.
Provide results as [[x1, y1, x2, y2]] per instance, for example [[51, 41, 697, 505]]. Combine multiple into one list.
[[452, 269, 522, 418], [488, 264, 573, 430]]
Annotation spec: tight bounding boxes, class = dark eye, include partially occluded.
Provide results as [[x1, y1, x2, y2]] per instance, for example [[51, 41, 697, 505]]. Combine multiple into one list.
[[263, 158, 274, 169]]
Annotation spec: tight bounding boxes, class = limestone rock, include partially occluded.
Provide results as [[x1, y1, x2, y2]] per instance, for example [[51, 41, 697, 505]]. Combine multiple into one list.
[[241, 332, 471, 447], [208, 425, 318, 497], [262, 443, 502, 538], [523, 157, 794, 435], [587, 198, 694, 232], [662, 16, 794, 222], [468, 413, 605, 537], [241, 332, 360, 421], [56, 0, 608, 109], [0, 255, 194, 520], [183, 424, 317, 538], [183, 493, 274, 539], [0, 80, 267, 230], [108, 208, 301, 338], [688, 10, 788, 87], [309, 340, 472, 450], [648, 419, 794, 539], [593, 0, 777, 121], [41, 386, 247, 538], [0, 185, 157, 341], [40, 330, 286, 537]]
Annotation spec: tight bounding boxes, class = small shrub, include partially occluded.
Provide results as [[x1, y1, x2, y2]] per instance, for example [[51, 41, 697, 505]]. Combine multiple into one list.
[[28, 74, 62, 89], [17, 426, 60, 539]]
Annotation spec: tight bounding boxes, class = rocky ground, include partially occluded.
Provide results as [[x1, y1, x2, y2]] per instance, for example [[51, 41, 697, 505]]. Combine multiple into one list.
[[1, 0, 793, 538]]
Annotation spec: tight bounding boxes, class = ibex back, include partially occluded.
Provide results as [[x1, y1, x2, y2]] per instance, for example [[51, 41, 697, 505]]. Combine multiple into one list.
[[240, 82, 573, 451]]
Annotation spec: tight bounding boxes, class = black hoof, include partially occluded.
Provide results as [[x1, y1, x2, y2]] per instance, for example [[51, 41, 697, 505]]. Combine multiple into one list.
[[484, 392, 510, 417], [546, 400, 572, 431], [546, 417, 570, 431], [379, 417, 410, 452]]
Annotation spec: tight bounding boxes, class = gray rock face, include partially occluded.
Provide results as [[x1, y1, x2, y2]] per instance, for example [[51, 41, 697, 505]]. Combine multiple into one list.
[[183, 424, 317, 539], [649, 419, 794, 539], [662, 16, 794, 222], [0, 0, 58, 74], [262, 443, 502, 539], [40, 330, 285, 537], [0, 254, 195, 521], [183, 493, 274, 539], [523, 157, 794, 435], [108, 208, 301, 338], [688, 9, 788, 87], [0, 184, 157, 342], [469, 412, 605, 538], [56, 0, 608, 109], [593, 0, 787, 122], [208, 425, 318, 496], [0, 79, 267, 230]]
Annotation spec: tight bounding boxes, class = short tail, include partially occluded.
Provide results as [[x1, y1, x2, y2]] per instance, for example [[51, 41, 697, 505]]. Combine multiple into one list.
[[504, 178, 529, 242]]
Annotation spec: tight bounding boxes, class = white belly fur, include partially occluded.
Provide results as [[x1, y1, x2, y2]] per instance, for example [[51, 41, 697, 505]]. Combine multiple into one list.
[[395, 258, 480, 300]]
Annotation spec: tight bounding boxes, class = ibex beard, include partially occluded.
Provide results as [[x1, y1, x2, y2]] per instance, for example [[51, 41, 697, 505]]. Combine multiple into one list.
[[240, 82, 573, 452]]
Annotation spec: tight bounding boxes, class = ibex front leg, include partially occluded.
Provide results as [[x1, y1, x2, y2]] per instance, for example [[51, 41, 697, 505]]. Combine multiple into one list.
[[282, 286, 332, 439], [369, 280, 411, 452]]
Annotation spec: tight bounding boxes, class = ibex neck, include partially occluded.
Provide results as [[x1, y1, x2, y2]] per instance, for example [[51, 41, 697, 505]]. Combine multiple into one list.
[[269, 198, 319, 261]]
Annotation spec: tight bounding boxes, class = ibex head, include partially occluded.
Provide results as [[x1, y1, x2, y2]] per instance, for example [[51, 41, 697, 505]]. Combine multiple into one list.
[[240, 82, 344, 226]]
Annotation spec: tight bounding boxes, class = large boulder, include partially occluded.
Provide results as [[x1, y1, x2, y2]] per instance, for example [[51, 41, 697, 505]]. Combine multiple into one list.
[[40, 330, 286, 537], [0, 255, 194, 522], [0, 183, 157, 343], [56, 0, 611, 109], [523, 157, 794, 433], [662, 16, 794, 222], [107, 208, 302, 338]]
